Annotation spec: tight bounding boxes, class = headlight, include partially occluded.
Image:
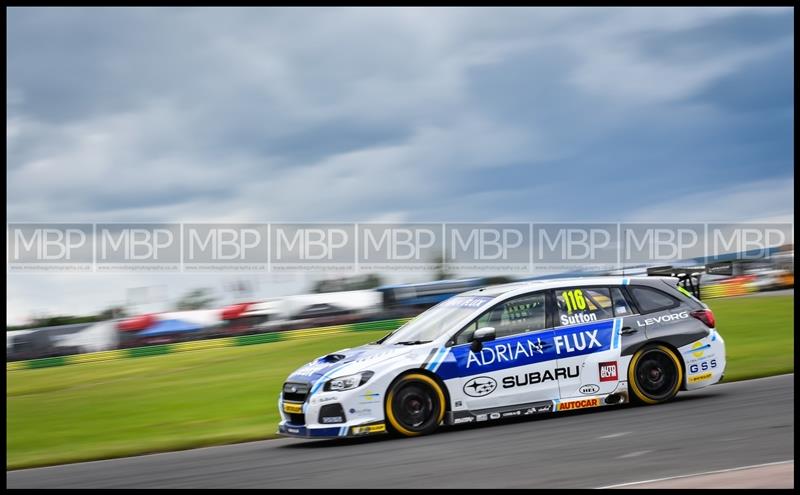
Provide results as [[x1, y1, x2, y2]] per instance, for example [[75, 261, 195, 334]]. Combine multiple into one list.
[[324, 371, 374, 392]]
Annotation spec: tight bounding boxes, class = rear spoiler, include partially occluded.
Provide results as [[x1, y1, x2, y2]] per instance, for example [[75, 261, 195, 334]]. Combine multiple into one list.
[[645, 262, 733, 300]]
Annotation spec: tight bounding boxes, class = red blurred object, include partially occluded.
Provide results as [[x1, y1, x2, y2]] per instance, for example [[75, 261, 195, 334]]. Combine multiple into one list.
[[117, 314, 156, 332], [690, 309, 716, 328], [221, 302, 253, 321]]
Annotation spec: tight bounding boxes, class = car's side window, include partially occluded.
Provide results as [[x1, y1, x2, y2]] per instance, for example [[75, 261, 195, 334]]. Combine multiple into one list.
[[454, 292, 547, 345], [555, 287, 613, 326], [610, 287, 635, 316], [629, 286, 680, 314]]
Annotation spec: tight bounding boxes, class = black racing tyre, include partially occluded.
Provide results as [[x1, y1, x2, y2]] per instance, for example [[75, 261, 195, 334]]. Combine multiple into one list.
[[628, 344, 683, 405], [385, 373, 446, 437]]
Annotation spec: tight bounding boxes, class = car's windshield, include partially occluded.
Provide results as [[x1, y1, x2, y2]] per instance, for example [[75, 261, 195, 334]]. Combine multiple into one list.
[[380, 295, 493, 345]]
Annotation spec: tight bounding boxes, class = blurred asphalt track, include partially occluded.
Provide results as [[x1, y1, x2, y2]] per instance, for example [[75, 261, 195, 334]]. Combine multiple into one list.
[[7, 374, 793, 488]]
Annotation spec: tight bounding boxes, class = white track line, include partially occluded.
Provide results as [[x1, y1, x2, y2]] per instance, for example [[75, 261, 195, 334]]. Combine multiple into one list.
[[598, 460, 794, 489]]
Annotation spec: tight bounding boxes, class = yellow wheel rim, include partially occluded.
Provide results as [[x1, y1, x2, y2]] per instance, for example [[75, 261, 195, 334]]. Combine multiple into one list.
[[385, 373, 446, 436], [628, 345, 683, 405]]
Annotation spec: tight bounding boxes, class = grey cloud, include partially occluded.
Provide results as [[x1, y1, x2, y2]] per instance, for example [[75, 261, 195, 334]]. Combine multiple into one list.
[[7, 7, 794, 225]]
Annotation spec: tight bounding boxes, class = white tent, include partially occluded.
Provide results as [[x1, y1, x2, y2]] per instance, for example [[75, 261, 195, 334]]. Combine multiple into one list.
[[50, 320, 119, 353]]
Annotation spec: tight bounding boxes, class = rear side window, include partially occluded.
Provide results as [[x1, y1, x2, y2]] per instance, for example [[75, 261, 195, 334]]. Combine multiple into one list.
[[630, 286, 680, 314]]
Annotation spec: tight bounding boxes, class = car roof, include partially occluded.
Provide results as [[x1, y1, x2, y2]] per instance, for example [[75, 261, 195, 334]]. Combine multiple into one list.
[[458, 275, 655, 299], [376, 277, 484, 290]]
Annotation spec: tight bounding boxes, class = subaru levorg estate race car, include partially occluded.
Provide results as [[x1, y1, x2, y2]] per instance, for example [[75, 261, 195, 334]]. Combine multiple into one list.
[[278, 276, 725, 439]]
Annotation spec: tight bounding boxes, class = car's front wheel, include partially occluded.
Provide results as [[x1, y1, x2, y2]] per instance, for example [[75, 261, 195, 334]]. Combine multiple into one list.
[[385, 373, 446, 437], [628, 344, 683, 404]]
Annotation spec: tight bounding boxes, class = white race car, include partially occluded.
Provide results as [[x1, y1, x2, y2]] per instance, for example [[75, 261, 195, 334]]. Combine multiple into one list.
[[278, 276, 725, 438]]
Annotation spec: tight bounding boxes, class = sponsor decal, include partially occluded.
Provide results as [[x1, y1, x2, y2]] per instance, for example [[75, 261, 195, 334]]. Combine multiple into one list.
[[599, 361, 618, 382], [287, 427, 300, 434], [453, 417, 475, 424], [463, 376, 498, 397], [466, 338, 545, 368], [489, 412, 501, 420], [352, 423, 386, 435], [523, 405, 550, 415], [348, 407, 374, 415], [442, 296, 494, 308], [311, 395, 338, 404], [559, 312, 598, 326], [554, 330, 601, 355], [501, 410, 522, 418], [502, 366, 579, 389], [579, 384, 600, 394], [439, 320, 614, 379], [685, 341, 712, 359], [689, 359, 717, 375], [358, 390, 381, 403], [688, 372, 712, 383], [476, 414, 488, 422], [557, 397, 600, 411], [454, 400, 463, 408], [637, 311, 689, 327], [283, 402, 303, 414], [321, 416, 344, 424]]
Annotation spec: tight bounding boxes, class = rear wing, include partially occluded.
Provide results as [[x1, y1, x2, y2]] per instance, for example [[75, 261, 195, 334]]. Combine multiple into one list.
[[645, 262, 733, 300]]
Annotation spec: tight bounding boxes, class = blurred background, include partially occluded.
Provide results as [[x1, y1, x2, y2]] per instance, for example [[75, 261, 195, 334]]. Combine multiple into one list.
[[6, 6, 794, 480], [5, 244, 794, 361]]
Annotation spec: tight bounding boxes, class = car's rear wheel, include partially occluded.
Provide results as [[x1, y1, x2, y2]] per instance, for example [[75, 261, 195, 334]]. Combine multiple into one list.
[[385, 373, 445, 437], [628, 344, 683, 404]]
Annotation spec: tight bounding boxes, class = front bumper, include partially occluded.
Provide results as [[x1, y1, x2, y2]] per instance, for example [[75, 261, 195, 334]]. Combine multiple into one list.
[[277, 387, 388, 439], [277, 421, 388, 438]]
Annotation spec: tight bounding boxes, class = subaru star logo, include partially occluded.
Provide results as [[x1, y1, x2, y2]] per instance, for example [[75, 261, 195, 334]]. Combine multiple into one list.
[[463, 376, 497, 397], [290, 386, 298, 393]]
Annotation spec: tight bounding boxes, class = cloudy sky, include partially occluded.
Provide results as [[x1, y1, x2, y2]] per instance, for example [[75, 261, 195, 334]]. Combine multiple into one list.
[[6, 7, 794, 324]]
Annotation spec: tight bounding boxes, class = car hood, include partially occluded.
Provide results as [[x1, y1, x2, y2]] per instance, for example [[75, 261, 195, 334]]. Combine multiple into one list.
[[286, 343, 425, 389]]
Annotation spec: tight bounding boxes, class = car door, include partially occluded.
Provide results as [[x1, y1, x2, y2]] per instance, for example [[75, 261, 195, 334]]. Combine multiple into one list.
[[440, 291, 560, 412], [552, 286, 630, 405]]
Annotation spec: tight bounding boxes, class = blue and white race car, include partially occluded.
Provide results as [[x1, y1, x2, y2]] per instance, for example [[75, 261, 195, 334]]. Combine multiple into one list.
[[278, 276, 725, 438]]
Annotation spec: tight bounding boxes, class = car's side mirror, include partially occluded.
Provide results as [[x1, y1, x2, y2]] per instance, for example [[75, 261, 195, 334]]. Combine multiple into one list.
[[470, 327, 495, 353]]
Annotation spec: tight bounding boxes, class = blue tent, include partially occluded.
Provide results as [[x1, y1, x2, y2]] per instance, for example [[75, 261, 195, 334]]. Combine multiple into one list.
[[137, 319, 203, 337]]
